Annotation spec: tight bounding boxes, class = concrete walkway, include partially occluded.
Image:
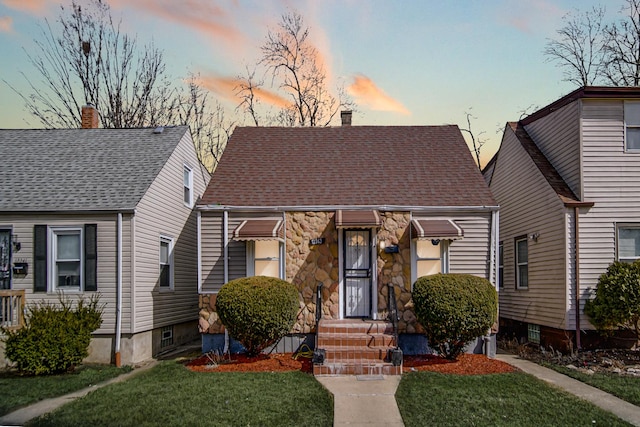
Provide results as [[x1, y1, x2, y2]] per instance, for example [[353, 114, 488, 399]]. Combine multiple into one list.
[[0, 360, 158, 426], [316, 375, 404, 427], [497, 352, 640, 427]]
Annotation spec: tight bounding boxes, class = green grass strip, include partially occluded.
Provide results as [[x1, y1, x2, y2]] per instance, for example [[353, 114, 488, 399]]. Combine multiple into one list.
[[0, 364, 131, 416], [29, 361, 333, 427], [396, 371, 632, 427]]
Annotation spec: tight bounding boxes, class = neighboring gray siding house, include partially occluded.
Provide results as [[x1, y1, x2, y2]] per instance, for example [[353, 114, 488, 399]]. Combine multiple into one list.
[[0, 117, 209, 366], [484, 86, 640, 349], [197, 112, 499, 375]]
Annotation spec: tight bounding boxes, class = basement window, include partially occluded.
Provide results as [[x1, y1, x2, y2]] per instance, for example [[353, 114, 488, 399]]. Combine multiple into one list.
[[528, 324, 540, 345], [161, 326, 173, 348]]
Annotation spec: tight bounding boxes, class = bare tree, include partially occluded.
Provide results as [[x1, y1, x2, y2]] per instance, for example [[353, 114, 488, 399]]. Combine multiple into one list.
[[602, 0, 640, 86], [6, 0, 183, 128], [544, 6, 607, 86], [258, 11, 352, 127], [460, 109, 486, 169]]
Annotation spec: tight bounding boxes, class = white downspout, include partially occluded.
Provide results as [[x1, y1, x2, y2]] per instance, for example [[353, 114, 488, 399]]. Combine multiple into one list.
[[115, 213, 123, 367], [197, 211, 202, 293], [223, 210, 229, 354]]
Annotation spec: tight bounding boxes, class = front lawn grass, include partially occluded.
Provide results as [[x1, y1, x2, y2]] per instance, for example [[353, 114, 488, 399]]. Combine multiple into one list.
[[542, 362, 640, 406], [0, 364, 131, 416], [396, 371, 632, 427], [29, 361, 333, 427]]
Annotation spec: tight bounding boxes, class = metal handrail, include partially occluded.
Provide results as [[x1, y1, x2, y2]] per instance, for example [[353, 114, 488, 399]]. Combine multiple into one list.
[[315, 282, 323, 324], [387, 283, 399, 347]]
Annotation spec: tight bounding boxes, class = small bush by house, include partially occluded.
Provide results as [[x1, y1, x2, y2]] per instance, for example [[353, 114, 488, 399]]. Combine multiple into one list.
[[2, 296, 103, 375], [215, 276, 299, 356], [412, 273, 497, 360], [585, 261, 640, 344]]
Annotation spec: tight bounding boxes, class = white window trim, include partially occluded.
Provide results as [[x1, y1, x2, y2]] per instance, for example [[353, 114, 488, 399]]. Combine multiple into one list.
[[616, 224, 640, 262], [410, 239, 449, 288], [159, 235, 174, 291], [49, 226, 84, 293], [515, 236, 528, 289], [246, 240, 283, 279], [183, 164, 193, 208], [624, 101, 640, 152]]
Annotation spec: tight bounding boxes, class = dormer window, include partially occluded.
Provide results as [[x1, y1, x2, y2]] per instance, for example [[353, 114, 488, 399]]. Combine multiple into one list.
[[624, 101, 640, 151], [183, 165, 193, 207]]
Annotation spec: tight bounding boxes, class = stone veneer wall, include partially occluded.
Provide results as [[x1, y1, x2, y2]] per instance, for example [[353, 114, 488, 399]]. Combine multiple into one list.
[[376, 212, 421, 334], [286, 212, 339, 333], [198, 210, 421, 335]]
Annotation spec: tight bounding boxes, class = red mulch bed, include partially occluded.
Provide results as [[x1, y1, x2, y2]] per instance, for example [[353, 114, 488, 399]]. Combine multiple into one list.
[[185, 352, 515, 375], [403, 353, 516, 375]]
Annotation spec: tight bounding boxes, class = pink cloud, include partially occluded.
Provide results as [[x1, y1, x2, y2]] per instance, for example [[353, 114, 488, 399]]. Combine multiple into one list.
[[1, 0, 49, 15], [347, 74, 410, 115], [198, 74, 290, 108], [502, 0, 565, 33], [0, 15, 12, 33], [111, 0, 246, 46]]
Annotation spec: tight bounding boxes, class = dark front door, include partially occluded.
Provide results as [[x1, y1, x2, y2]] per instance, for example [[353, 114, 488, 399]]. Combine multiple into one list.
[[343, 229, 372, 318], [0, 230, 11, 290]]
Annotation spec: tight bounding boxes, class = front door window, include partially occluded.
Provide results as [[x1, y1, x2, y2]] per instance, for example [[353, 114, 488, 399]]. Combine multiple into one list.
[[344, 229, 372, 318], [0, 230, 11, 290]]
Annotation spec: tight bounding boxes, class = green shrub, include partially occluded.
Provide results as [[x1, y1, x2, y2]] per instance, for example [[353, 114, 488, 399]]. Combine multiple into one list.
[[412, 273, 497, 360], [215, 276, 299, 356], [2, 295, 103, 375], [585, 261, 640, 343]]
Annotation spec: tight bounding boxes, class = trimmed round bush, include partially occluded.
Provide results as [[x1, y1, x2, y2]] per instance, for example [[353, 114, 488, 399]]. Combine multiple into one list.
[[412, 273, 497, 360], [215, 276, 299, 356], [2, 296, 103, 375], [585, 261, 640, 343]]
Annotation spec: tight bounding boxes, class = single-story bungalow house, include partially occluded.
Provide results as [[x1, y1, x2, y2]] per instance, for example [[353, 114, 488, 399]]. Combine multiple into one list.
[[197, 112, 499, 374]]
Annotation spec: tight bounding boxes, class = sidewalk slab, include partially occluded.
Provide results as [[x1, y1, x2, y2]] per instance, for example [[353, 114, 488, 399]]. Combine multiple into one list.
[[316, 375, 404, 427], [497, 353, 640, 427]]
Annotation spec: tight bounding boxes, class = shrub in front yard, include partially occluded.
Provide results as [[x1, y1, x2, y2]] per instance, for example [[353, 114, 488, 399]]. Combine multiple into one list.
[[215, 276, 299, 356], [2, 295, 103, 375], [412, 273, 497, 360], [585, 260, 640, 344]]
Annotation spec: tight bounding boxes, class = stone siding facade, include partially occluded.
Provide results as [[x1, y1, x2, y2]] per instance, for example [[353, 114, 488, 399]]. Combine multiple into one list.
[[198, 210, 420, 335]]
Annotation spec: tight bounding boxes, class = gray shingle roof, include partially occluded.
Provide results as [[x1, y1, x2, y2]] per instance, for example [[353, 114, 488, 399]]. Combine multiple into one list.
[[0, 126, 189, 212], [201, 125, 496, 208]]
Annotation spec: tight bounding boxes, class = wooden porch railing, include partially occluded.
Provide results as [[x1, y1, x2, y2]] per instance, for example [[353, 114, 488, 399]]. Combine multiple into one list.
[[0, 289, 26, 331]]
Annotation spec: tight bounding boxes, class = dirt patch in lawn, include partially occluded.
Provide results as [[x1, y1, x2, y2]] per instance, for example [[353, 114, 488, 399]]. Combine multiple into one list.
[[185, 352, 515, 375]]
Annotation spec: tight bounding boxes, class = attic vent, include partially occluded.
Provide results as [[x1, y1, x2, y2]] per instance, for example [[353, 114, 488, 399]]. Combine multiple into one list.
[[153, 126, 164, 134]]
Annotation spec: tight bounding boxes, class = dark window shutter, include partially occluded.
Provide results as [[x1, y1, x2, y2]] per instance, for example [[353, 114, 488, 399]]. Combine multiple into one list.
[[84, 224, 97, 292], [33, 225, 47, 292]]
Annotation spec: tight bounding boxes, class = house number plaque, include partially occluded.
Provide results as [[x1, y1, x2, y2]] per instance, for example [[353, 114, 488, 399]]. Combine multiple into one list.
[[310, 238, 325, 245]]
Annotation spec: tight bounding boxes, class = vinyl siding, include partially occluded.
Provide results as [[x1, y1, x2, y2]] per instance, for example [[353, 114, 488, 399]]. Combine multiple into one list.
[[447, 214, 492, 278], [579, 99, 640, 328], [199, 212, 283, 292], [0, 213, 131, 334], [132, 131, 209, 333], [489, 128, 570, 329], [524, 101, 582, 198]]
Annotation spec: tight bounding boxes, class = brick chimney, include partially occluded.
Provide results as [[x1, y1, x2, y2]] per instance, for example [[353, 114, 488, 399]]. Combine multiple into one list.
[[81, 103, 99, 129], [341, 110, 352, 126]]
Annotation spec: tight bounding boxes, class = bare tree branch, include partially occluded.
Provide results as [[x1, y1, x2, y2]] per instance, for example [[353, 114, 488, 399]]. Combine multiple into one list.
[[459, 108, 486, 169]]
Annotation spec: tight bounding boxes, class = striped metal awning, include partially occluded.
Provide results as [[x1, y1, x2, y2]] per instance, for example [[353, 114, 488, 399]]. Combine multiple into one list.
[[411, 219, 464, 240], [335, 210, 382, 228], [233, 219, 284, 241]]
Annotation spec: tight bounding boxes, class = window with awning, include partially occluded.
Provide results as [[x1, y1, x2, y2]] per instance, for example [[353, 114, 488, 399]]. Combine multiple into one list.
[[411, 219, 464, 241], [335, 210, 381, 228], [233, 219, 284, 242]]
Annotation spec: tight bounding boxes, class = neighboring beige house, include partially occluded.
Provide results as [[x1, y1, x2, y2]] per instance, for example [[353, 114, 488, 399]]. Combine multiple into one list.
[[197, 112, 499, 375], [0, 111, 209, 366], [484, 86, 640, 350]]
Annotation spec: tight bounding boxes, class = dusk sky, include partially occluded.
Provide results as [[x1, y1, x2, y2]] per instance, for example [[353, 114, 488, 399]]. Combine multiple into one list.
[[0, 0, 618, 164]]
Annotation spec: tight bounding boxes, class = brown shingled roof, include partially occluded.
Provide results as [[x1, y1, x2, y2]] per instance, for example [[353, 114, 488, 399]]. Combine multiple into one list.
[[508, 122, 592, 208], [200, 126, 496, 208]]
